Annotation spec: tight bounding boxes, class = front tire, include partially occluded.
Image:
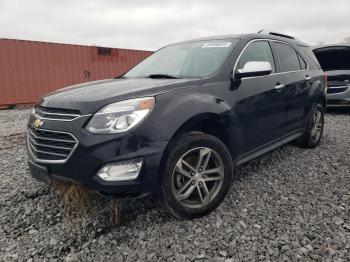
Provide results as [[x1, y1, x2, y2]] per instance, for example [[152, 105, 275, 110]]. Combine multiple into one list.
[[160, 132, 233, 219], [296, 103, 325, 148]]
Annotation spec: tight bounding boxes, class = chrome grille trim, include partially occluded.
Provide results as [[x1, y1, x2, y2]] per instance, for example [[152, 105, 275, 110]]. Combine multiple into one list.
[[28, 142, 68, 157], [33, 107, 84, 121], [28, 128, 76, 144], [28, 135, 72, 151], [328, 85, 349, 89], [27, 127, 79, 164], [327, 85, 348, 94]]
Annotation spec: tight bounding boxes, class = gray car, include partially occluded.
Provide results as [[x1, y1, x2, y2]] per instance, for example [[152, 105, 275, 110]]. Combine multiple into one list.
[[313, 44, 350, 107]]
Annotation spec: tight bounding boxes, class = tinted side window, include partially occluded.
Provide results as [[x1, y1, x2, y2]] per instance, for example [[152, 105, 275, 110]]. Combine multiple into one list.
[[236, 41, 276, 73], [274, 42, 301, 72], [298, 54, 307, 70], [301, 46, 322, 69]]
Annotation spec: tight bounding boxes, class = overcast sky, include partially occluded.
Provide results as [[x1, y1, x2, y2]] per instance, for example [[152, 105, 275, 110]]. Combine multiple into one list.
[[0, 0, 349, 51]]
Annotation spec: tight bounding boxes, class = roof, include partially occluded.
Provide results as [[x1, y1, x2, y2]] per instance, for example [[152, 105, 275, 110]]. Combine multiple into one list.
[[171, 32, 309, 47]]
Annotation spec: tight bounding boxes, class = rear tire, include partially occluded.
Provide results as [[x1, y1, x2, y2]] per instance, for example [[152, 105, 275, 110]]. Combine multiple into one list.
[[296, 103, 324, 148], [160, 132, 233, 219]]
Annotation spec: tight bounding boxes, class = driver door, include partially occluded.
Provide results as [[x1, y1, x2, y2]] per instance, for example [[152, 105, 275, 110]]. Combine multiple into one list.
[[234, 40, 287, 154]]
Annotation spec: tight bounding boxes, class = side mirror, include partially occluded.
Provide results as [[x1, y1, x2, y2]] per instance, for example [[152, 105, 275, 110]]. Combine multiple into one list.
[[235, 61, 272, 79]]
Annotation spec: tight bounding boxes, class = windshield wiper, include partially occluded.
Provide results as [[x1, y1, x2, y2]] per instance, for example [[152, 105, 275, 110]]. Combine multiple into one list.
[[147, 74, 180, 79]]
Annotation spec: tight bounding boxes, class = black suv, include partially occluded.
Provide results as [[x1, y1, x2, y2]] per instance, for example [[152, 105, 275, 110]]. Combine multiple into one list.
[[27, 31, 326, 219]]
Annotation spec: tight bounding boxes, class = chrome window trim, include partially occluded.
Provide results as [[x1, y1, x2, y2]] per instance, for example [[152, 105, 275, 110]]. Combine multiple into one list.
[[233, 39, 275, 79], [27, 127, 79, 164], [233, 38, 310, 80]]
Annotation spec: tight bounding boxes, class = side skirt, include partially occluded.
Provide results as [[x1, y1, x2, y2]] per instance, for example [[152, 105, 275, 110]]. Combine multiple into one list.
[[235, 130, 303, 166]]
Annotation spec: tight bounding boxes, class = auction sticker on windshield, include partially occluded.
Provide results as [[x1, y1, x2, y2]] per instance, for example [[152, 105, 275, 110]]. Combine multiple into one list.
[[202, 42, 232, 48]]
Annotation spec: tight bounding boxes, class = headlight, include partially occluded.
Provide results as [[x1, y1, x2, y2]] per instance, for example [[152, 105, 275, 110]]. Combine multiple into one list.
[[86, 97, 155, 134]]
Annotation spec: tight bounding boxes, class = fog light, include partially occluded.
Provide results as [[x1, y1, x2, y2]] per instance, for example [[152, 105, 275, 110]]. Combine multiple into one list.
[[97, 159, 143, 181]]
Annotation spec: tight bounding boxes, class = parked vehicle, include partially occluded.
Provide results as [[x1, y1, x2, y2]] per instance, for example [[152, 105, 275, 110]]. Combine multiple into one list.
[[313, 44, 350, 107], [27, 31, 327, 219]]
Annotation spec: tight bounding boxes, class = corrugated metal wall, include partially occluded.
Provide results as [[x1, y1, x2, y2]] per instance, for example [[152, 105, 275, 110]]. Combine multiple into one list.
[[0, 39, 152, 106]]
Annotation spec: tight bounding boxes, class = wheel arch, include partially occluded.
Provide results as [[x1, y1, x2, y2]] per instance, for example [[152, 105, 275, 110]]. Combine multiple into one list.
[[316, 94, 327, 109], [169, 113, 236, 155], [307, 80, 327, 113], [157, 112, 239, 182]]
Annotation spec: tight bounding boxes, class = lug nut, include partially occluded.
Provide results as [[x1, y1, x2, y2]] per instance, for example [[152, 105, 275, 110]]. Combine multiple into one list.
[[202, 174, 206, 178], [199, 181, 203, 186], [191, 172, 195, 176], [191, 180, 195, 185], [198, 168, 202, 172]]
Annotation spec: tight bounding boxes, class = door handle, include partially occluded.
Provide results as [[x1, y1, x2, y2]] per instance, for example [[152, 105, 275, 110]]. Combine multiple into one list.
[[305, 75, 311, 81], [275, 83, 285, 90]]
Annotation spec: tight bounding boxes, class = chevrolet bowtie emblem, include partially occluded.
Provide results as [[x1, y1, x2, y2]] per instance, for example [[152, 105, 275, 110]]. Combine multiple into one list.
[[34, 118, 44, 128]]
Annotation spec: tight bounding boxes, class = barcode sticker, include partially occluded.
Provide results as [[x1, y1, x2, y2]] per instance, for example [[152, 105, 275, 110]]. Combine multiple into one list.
[[202, 42, 232, 48]]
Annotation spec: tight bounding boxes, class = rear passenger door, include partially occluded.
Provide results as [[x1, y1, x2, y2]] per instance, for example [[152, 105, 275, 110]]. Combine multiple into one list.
[[272, 41, 309, 133], [234, 40, 287, 153]]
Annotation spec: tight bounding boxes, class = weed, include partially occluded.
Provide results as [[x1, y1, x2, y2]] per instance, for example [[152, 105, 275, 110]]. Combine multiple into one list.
[[51, 180, 121, 227]]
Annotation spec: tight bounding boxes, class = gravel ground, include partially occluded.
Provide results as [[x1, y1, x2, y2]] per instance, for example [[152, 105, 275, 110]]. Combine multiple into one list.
[[0, 108, 349, 262]]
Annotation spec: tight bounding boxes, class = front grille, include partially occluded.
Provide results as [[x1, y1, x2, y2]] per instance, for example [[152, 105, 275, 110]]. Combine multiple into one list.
[[28, 127, 78, 162], [34, 106, 81, 121], [327, 85, 348, 94]]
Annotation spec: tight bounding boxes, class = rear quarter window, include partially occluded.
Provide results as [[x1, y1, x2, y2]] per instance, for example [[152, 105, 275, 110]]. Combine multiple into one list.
[[298, 54, 307, 70], [274, 42, 301, 72], [300, 46, 322, 69]]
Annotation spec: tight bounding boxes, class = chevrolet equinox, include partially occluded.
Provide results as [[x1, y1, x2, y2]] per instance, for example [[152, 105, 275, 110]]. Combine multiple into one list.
[[27, 31, 327, 219]]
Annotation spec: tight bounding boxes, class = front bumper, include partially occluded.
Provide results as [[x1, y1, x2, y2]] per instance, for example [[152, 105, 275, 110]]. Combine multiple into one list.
[[327, 85, 350, 107], [27, 113, 167, 196]]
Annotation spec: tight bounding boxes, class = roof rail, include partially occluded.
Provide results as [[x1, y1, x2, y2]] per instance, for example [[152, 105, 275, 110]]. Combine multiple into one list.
[[258, 30, 296, 40]]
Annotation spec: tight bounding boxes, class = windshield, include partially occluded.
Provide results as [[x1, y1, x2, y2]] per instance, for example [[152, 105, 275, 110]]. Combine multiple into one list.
[[313, 46, 350, 71], [124, 39, 239, 78]]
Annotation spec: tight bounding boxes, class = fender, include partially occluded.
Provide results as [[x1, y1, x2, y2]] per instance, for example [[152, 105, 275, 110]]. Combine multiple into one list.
[[131, 83, 241, 158], [307, 78, 326, 110]]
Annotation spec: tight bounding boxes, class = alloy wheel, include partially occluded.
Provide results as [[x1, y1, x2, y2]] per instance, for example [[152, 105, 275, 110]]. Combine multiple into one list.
[[310, 109, 323, 144], [171, 147, 224, 208]]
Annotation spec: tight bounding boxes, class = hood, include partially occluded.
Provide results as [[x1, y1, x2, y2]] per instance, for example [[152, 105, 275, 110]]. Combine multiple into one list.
[[40, 78, 198, 114]]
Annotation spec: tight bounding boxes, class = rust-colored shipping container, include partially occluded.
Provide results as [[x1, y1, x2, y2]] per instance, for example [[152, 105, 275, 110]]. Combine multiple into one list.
[[0, 38, 152, 107]]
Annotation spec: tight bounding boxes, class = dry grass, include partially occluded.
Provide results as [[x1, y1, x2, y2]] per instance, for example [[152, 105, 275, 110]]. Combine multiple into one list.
[[51, 180, 121, 226], [107, 198, 121, 226]]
